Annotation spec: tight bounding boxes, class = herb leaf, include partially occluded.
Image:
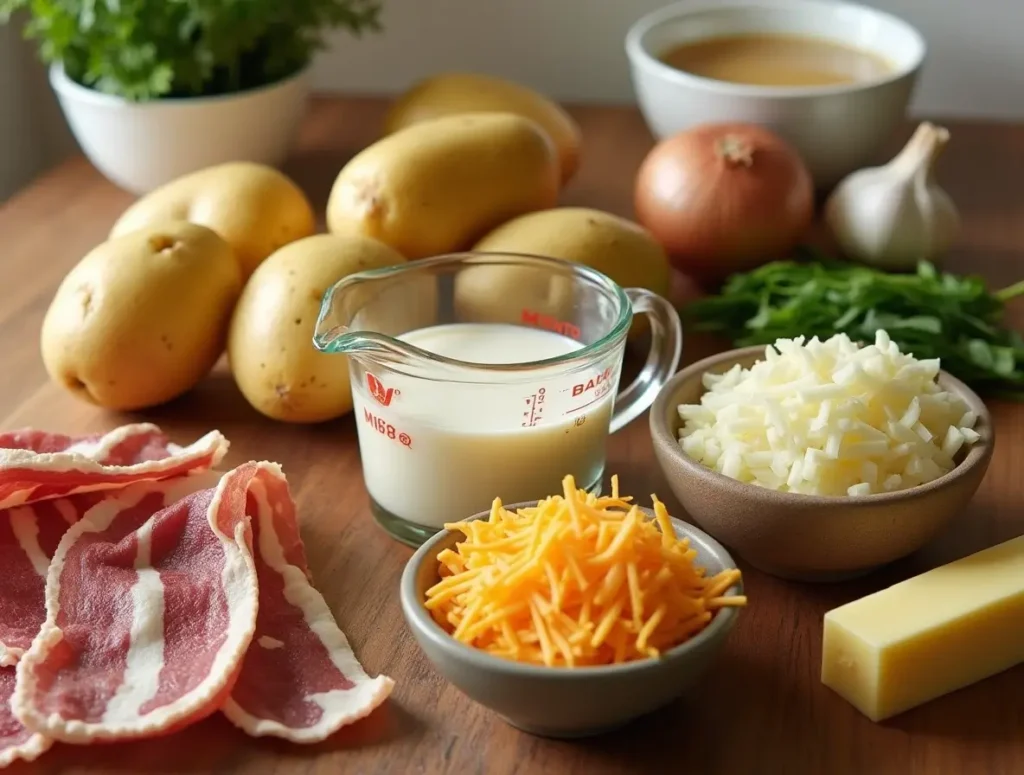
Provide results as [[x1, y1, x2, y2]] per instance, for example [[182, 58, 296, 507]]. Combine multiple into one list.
[[685, 255, 1024, 399], [1, 0, 382, 100]]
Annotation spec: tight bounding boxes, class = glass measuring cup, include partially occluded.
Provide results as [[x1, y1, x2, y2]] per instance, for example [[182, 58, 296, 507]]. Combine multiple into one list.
[[313, 252, 682, 546]]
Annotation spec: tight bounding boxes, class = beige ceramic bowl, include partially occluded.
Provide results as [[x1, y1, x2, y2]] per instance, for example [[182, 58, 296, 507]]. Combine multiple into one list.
[[650, 346, 994, 582], [400, 502, 743, 738]]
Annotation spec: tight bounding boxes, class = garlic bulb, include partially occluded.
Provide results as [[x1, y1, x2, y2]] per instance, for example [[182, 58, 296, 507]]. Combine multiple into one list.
[[824, 122, 960, 270]]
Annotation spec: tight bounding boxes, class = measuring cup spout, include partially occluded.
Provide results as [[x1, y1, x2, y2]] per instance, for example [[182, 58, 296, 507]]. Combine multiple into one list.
[[312, 326, 402, 359], [312, 260, 439, 364]]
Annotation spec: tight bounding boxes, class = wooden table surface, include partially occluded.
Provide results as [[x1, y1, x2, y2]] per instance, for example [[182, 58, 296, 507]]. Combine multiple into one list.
[[2, 96, 1022, 775]]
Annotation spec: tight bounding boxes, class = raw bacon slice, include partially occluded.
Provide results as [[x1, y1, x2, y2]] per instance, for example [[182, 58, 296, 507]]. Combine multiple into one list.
[[0, 427, 224, 667], [11, 470, 259, 743], [221, 465, 394, 742], [9, 454, 391, 748], [0, 424, 177, 463], [0, 496, 97, 666], [0, 424, 228, 509], [0, 666, 50, 768]]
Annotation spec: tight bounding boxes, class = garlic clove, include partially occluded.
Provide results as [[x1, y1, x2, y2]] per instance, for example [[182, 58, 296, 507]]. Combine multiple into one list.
[[824, 122, 961, 271]]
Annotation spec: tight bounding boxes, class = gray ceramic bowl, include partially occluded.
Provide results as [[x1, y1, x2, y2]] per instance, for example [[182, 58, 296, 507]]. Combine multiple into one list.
[[400, 502, 743, 738], [650, 346, 995, 583]]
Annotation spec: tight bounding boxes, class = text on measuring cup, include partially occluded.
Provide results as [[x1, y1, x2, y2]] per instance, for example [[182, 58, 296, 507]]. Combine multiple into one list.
[[520, 308, 581, 340]]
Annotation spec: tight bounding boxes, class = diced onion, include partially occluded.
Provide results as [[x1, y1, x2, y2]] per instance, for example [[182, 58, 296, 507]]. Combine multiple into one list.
[[677, 332, 980, 496]]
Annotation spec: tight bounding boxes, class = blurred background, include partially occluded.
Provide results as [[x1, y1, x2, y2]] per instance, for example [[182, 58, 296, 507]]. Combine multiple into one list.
[[2, 0, 1022, 200]]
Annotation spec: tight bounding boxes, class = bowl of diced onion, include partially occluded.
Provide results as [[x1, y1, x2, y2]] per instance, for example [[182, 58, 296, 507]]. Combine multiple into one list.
[[400, 478, 745, 738], [649, 333, 994, 582]]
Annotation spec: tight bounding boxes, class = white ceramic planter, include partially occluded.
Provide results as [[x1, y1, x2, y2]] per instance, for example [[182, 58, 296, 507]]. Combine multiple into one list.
[[50, 65, 310, 194]]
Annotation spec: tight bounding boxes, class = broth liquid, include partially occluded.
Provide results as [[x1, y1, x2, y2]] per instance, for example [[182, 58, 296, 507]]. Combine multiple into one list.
[[660, 33, 893, 87]]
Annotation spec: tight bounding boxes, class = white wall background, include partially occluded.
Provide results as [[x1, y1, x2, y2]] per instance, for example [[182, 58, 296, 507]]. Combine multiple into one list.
[[2, 0, 1024, 200], [0, 23, 75, 200], [312, 0, 1024, 118]]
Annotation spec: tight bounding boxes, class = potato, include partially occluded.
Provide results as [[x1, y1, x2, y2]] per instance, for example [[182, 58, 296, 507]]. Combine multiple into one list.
[[326, 113, 559, 259], [384, 73, 582, 184], [455, 208, 672, 336], [110, 162, 315, 279], [41, 221, 242, 411], [227, 234, 412, 423]]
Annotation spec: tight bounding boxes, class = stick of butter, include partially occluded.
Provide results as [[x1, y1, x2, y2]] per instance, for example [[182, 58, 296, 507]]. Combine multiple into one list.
[[821, 535, 1024, 721]]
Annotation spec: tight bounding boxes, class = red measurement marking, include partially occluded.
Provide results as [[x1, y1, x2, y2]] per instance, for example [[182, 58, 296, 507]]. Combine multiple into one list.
[[571, 367, 614, 398], [366, 372, 398, 407], [521, 387, 547, 427], [521, 308, 581, 340], [363, 409, 412, 448]]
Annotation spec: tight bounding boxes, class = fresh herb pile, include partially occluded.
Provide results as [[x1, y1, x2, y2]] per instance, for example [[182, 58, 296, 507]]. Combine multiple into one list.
[[685, 254, 1024, 399], [0, 0, 381, 100]]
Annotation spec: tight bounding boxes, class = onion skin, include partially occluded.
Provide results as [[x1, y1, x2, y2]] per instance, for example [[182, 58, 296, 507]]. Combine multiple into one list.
[[634, 123, 815, 286]]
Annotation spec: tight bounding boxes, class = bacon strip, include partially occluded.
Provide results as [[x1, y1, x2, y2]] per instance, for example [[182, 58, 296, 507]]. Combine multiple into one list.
[[0, 666, 50, 768], [2, 428, 391, 754], [0, 497, 94, 666], [221, 464, 394, 741], [0, 424, 229, 509], [0, 429, 223, 667], [12, 471, 259, 743]]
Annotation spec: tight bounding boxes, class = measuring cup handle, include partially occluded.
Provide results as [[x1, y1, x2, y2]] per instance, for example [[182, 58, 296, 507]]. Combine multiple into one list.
[[609, 288, 683, 433]]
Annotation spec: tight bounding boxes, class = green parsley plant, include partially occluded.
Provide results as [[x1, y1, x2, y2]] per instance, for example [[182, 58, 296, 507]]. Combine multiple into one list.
[[0, 0, 382, 101]]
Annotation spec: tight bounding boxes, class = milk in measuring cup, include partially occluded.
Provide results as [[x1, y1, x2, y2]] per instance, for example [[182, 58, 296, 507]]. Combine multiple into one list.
[[352, 323, 616, 528]]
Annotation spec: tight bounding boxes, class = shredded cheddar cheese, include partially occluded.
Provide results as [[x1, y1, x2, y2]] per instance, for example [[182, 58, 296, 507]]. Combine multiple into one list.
[[425, 475, 747, 667]]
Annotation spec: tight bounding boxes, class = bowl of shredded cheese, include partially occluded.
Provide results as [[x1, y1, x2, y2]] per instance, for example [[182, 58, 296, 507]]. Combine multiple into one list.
[[650, 331, 994, 582], [400, 475, 746, 738]]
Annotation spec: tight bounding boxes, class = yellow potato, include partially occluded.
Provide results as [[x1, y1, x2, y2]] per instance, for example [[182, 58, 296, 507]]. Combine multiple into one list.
[[384, 72, 582, 184], [451, 256, 577, 331], [457, 208, 672, 338], [227, 233, 413, 423], [110, 162, 315, 279], [473, 208, 671, 294], [326, 113, 559, 259], [41, 221, 242, 411]]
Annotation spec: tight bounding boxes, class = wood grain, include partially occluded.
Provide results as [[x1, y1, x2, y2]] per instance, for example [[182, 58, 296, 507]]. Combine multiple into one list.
[[1, 96, 1022, 775]]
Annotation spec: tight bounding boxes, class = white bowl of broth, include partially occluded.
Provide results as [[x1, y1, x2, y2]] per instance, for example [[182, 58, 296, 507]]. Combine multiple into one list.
[[625, 0, 926, 187]]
